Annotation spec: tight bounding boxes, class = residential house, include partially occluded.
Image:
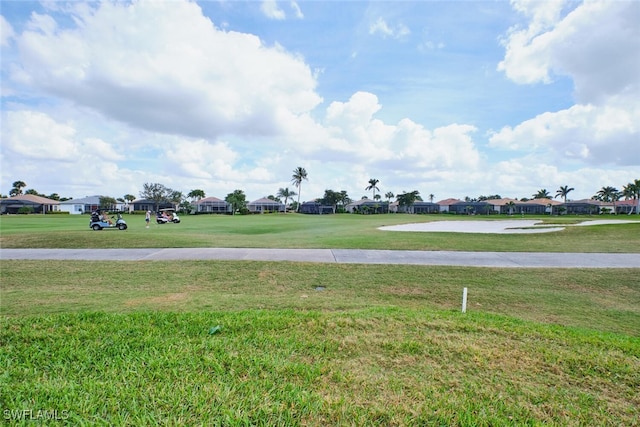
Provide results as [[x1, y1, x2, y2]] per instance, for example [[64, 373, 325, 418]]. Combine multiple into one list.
[[0, 194, 60, 214], [563, 199, 602, 215], [449, 200, 491, 215], [247, 197, 285, 213], [617, 199, 640, 215], [59, 195, 126, 214], [396, 201, 439, 214], [300, 200, 335, 214], [132, 199, 174, 212], [483, 198, 518, 214], [194, 197, 231, 214], [345, 199, 389, 214], [436, 198, 462, 213], [516, 198, 563, 215]]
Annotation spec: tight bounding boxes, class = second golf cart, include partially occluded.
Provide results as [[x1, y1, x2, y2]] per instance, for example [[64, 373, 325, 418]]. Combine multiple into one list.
[[156, 208, 180, 224]]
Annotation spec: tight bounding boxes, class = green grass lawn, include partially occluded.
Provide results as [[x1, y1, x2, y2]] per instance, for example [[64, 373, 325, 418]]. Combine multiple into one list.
[[1, 212, 639, 251], [1, 213, 639, 425], [3, 309, 638, 426]]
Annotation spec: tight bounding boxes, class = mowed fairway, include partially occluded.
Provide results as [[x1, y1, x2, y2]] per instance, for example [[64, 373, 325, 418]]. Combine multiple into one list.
[[1, 212, 640, 251], [1, 214, 639, 425]]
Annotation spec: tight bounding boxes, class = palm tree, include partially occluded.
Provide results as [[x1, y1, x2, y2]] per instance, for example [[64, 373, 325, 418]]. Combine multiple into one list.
[[337, 190, 351, 211], [555, 185, 574, 204], [533, 189, 551, 199], [365, 179, 380, 200], [277, 187, 296, 212], [595, 186, 622, 214], [429, 194, 435, 203], [291, 167, 308, 212], [385, 191, 394, 204], [396, 190, 420, 213], [622, 179, 640, 215], [506, 200, 516, 215]]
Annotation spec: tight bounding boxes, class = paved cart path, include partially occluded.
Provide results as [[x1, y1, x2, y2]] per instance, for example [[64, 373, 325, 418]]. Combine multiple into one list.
[[1, 248, 639, 268]]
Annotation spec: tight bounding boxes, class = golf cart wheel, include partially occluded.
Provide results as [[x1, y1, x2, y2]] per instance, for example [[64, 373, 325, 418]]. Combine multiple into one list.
[[118, 224, 127, 230], [92, 224, 102, 231], [174, 219, 180, 223]]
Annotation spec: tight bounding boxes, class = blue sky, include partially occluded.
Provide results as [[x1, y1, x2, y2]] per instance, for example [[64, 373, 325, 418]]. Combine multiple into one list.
[[1, 0, 638, 203]]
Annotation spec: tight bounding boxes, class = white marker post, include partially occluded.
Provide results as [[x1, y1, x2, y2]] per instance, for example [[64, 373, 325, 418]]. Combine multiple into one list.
[[462, 287, 468, 313]]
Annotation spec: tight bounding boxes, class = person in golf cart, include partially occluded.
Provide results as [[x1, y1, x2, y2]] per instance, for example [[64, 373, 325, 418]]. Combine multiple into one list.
[[101, 211, 113, 224], [156, 210, 170, 222], [91, 209, 112, 225], [162, 211, 172, 221]]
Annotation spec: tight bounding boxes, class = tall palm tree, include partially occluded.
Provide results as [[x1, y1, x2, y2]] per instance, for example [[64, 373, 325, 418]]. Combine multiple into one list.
[[291, 167, 308, 212], [277, 187, 296, 212], [365, 178, 380, 200], [555, 185, 574, 203], [429, 194, 435, 203]]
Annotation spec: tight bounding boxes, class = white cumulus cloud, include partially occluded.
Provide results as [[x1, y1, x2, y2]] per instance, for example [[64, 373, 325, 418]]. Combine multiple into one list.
[[494, 0, 640, 168], [3, 110, 79, 161], [11, 1, 321, 140]]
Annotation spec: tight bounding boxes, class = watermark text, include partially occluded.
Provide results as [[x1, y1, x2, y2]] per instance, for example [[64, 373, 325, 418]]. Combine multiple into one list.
[[4, 409, 69, 421]]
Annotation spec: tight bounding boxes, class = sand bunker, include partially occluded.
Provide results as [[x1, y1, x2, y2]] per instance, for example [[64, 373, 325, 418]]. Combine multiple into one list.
[[378, 219, 638, 234]]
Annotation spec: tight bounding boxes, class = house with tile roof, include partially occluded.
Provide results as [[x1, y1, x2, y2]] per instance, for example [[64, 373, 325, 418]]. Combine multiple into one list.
[[617, 199, 640, 215], [398, 201, 439, 214], [132, 199, 174, 212], [448, 200, 493, 215], [59, 195, 126, 214], [195, 197, 231, 214], [300, 200, 335, 214], [563, 199, 602, 215], [247, 197, 285, 213], [0, 194, 60, 214], [516, 198, 563, 215], [436, 198, 462, 213]]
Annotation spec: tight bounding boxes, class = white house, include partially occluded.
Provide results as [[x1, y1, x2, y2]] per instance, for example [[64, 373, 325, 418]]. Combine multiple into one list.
[[59, 196, 126, 214]]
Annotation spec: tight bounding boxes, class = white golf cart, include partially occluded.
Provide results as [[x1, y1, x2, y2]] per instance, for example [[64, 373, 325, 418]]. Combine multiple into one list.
[[156, 208, 180, 224]]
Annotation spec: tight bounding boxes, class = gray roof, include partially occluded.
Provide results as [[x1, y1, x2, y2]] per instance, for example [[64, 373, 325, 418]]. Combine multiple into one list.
[[59, 195, 102, 205]]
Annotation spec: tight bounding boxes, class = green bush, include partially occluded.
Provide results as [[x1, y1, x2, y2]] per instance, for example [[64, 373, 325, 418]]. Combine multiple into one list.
[[17, 206, 34, 214]]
